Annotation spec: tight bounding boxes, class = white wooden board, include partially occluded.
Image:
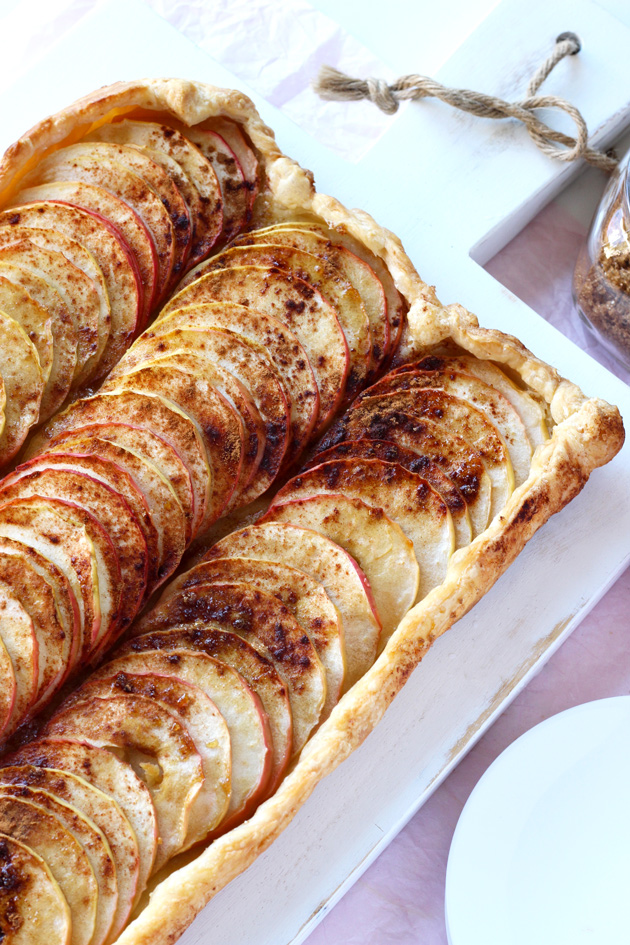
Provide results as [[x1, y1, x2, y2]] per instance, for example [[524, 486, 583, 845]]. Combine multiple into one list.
[[1, 1, 630, 943]]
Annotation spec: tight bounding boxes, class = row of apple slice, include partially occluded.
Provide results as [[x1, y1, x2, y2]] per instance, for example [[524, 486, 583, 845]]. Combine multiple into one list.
[[95, 219, 406, 513], [0, 408, 200, 738], [227, 353, 549, 654], [0, 353, 548, 942], [0, 530, 372, 943], [0, 218, 401, 737], [16, 116, 259, 311], [0, 735, 159, 945], [0, 116, 258, 465], [0, 343, 547, 744], [0, 553, 334, 942], [311, 351, 550, 530]]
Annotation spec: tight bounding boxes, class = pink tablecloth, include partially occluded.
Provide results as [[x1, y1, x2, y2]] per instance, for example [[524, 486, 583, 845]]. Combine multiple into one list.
[[307, 201, 630, 945]]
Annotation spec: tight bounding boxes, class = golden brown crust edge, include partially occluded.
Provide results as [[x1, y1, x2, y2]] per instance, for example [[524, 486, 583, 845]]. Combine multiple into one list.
[[0, 79, 623, 945]]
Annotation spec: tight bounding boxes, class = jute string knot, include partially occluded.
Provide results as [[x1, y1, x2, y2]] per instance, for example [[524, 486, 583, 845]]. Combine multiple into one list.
[[313, 32, 617, 172]]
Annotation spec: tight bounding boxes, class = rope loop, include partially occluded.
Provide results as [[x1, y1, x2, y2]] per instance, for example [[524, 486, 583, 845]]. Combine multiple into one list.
[[313, 33, 617, 173]]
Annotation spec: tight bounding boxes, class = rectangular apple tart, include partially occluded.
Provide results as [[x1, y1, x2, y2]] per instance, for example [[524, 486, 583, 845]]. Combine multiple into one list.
[[0, 80, 623, 945]]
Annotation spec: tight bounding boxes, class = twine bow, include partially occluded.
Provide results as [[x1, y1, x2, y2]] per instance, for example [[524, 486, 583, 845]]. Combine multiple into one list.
[[313, 32, 617, 172]]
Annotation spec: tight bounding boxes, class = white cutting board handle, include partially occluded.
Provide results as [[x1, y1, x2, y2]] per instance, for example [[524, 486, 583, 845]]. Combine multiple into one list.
[[428, 0, 630, 261]]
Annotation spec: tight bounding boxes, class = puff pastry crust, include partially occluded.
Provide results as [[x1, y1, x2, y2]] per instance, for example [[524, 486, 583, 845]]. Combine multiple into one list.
[[0, 79, 624, 945]]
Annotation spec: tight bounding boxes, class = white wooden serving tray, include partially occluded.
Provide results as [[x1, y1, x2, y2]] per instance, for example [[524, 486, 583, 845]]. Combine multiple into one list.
[[1, 1, 630, 942]]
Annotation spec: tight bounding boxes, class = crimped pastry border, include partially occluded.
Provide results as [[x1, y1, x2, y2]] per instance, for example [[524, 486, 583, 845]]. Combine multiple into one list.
[[0, 79, 624, 945]]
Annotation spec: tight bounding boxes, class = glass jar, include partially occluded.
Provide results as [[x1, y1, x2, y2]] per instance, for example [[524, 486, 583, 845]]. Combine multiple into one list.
[[573, 152, 630, 370]]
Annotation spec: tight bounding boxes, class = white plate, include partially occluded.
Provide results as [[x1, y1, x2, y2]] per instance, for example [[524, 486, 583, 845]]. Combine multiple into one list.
[[445, 697, 630, 945]]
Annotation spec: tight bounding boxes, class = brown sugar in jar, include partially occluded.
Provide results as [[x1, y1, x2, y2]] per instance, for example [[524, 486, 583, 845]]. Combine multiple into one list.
[[573, 156, 630, 369]]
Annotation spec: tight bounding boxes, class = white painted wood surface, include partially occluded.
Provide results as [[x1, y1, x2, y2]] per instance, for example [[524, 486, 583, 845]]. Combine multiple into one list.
[[1, 1, 629, 943]]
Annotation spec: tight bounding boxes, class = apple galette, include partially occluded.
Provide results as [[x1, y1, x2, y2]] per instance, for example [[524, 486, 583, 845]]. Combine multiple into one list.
[[0, 80, 623, 945]]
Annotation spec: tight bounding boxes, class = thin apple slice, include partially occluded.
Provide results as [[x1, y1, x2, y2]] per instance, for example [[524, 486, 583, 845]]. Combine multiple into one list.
[[45, 695, 204, 870], [113, 349, 263, 508], [92, 650, 272, 835], [23, 145, 176, 303], [162, 265, 350, 429], [120, 628, 291, 796], [0, 486, 121, 672], [262, 495, 419, 642], [44, 436, 185, 587], [0, 581, 36, 735], [0, 229, 107, 385], [132, 146, 197, 272], [0, 552, 69, 713], [0, 784, 118, 945], [103, 389, 211, 538], [40, 497, 120, 656], [103, 362, 244, 527], [70, 142, 191, 288], [365, 368, 533, 486], [173, 124, 248, 242], [353, 389, 514, 518], [0, 260, 76, 419], [0, 636, 16, 737], [203, 117, 258, 213], [0, 203, 141, 375], [152, 301, 320, 467], [0, 495, 122, 657], [116, 325, 290, 504], [162, 557, 346, 720], [0, 498, 100, 663], [0, 224, 110, 367], [135, 582, 326, 754], [25, 142, 188, 293], [85, 120, 223, 266], [0, 239, 98, 390], [0, 834, 71, 944], [396, 354, 550, 446], [0, 274, 53, 392], [28, 390, 210, 539], [0, 465, 147, 635], [14, 183, 156, 321], [0, 309, 43, 464], [269, 221, 406, 357], [0, 537, 80, 678], [234, 225, 389, 369], [160, 324, 289, 499], [272, 458, 454, 600], [184, 244, 373, 398], [0, 793, 97, 945], [19, 449, 155, 594], [0, 763, 139, 940], [206, 522, 381, 690], [305, 439, 472, 548], [10, 738, 157, 899], [44, 420, 193, 528], [64, 672, 231, 847], [318, 402, 492, 536], [100, 363, 231, 523], [75, 423, 194, 540], [110, 341, 264, 503]]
